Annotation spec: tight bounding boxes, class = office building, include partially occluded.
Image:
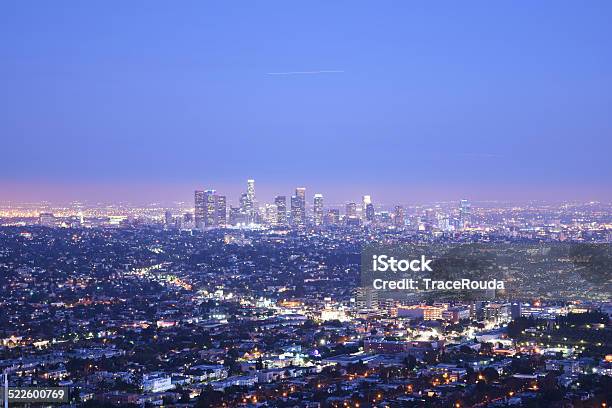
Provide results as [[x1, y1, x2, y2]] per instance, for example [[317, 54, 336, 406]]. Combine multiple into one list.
[[362, 195, 371, 212], [274, 195, 287, 225], [39, 212, 55, 227], [394, 205, 405, 227], [194, 190, 206, 229], [459, 199, 471, 229], [365, 203, 375, 222], [203, 189, 217, 227], [215, 195, 227, 227], [291, 187, 306, 226], [247, 179, 255, 203], [345, 202, 357, 219], [313, 193, 324, 226], [324, 209, 340, 225]]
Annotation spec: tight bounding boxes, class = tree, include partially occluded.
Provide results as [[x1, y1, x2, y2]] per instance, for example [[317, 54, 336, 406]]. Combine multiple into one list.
[[423, 350, 438, 365], [459, 345, 474, 354], [403, 355, 417, 370], [482, 367, 499, 382], [255, 356, 264, 370], [195, 386, 224, 408]]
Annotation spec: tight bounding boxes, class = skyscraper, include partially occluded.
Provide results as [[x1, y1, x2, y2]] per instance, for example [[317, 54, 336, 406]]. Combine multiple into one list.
[[215, 195, 227, 227], [239, 192, 249, 215], [459, 199, 471, 229], [194, 190, 206, 229], [313, 193, 324, 226], [324, 209, 340, 225], [39, 212, 55, 227], [247, 179, 255, 203], [345, 202, 357, 219], [296, 187, 305, 202], [355, 287, 379, 310], [365, 203, 375, 222], [192, 189, 227, 228], [204, 189, 217, 227], [229, 206, 242, 226], [394, 205, 405, 227], [164, 210, 173, 228], [245, 179, 257, 223], [291, 187, 306, 226], [274, 195, 287, 225], [291, 196, 301, 226], [362, 195, 371, 213]]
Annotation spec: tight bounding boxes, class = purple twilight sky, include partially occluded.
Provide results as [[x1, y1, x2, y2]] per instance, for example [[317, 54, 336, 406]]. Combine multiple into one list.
[[1, 1, 611, 205]]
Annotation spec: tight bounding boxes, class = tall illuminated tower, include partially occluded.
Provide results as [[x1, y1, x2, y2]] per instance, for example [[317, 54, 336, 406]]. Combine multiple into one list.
[[274, 195, 287, 225], [459, 199, 471, 229], [313, 194, 324, 226], [363, 195, 374, 222], [204, 189, 217, 227], [194, 190, 206, 229], [291, 187, 306, 226], [365, 203, 375, 222], [215, 195, 227, 227], [394, 205, 405, 227], [246, 179, 256, 223], [345, 202, 357, 219], [362, 195, 371, 213], [247, 179, 255, 203]]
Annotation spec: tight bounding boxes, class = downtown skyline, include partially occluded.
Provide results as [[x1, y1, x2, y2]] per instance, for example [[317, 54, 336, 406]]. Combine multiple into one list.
[[1, 178, 611, 206]]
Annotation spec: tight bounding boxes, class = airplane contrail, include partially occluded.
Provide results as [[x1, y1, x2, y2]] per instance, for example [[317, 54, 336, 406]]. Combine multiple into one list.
[[266, 70, 345, 75]]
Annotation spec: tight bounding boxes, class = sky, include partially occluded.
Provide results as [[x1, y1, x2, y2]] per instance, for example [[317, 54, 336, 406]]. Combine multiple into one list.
[[1, 1, 611, 205]]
